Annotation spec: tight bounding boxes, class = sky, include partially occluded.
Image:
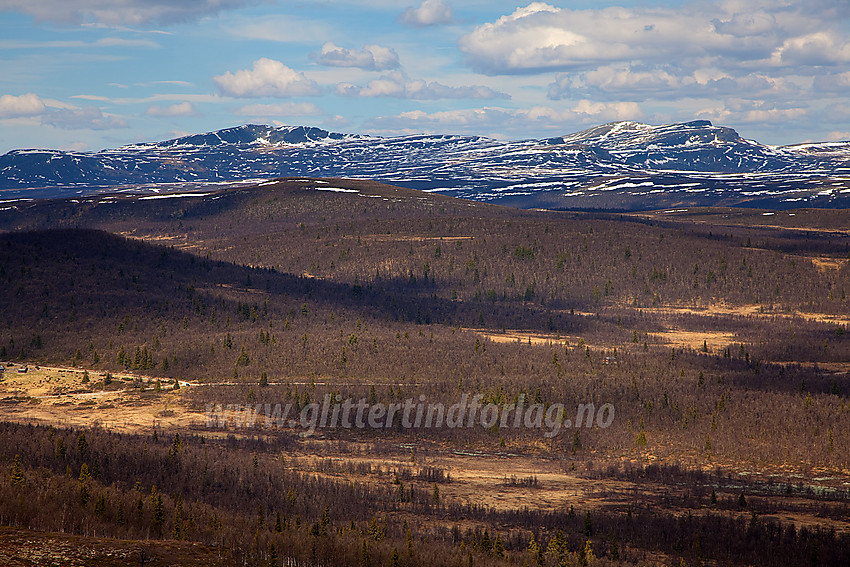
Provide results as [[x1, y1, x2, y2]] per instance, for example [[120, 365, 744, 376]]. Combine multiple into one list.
[[1, 0, 849, 153]]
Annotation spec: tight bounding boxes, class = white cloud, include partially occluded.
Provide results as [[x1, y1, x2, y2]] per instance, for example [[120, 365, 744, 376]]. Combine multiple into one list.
[[549, 67, 684, 100], [458, 2, 850, 75], [0, 0, 252, 26], [60, 141, 92, 151], [0, 93, 46, 118], [452, 1, 849, 140], [693, 95, 810, 126], [226, 14, 332, 44], [94, 37, 159, 48], [322, 115, 351, 130], [145, 101, 197, 117], [825, 131, 850, 142], [696, 104, 808, 125], [773, 32, 850, 66], [44, 107, 128, 130], [365, 101, 642, 136], [235, 102, 322, 116], [712, 10, 776, 38], [70, 93, 222, 106], [400, 0, 454, 27], [0, 37, 159, 49], [213, 58, 320, 98], [72, 94, 112, 102], [314, 43, 399, 71], [547, 66, 795, 101], [144, 80, 193, 87], [337, 71, 509, 100], [814, 71, 850, 92]]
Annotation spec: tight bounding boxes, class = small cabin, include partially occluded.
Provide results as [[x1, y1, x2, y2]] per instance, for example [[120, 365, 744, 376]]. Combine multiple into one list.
[[17, 365, 28, 373]]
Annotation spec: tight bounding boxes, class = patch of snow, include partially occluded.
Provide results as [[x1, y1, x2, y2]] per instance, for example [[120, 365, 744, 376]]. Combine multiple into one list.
[[138, 192, 211, 200]]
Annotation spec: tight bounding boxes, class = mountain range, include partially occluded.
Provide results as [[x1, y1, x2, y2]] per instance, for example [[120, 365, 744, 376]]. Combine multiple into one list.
[[2, 120, 849, 210]]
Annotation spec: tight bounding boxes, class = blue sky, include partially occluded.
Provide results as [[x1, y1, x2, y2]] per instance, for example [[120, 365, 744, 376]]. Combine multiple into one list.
[[1, 0, 849, 153]]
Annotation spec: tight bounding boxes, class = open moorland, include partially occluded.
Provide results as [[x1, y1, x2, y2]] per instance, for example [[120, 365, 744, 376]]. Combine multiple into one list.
[[1, 178, 849, 566]]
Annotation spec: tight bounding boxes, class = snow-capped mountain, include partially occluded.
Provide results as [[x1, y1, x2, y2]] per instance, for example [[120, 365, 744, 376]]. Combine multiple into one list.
[[546, 120, 796, 172], [2, 121, 849, 210]]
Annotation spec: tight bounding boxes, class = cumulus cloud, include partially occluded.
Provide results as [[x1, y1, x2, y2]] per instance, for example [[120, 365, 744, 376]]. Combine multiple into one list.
[[145, 101, 197, 117], [547, 66, 794, 101], [712, 10, 777, 38], [0, 0, 252, 26], [0, 93, 46, 118], [695, 101, 808, 125], [458, 2, 850, 74], [314, 42, 400, 71], [825, 131, 850, 142], [213, 58, 320, 98], [814, 71, 850, 92], [365, 102, 642, 136], [337, 72, 509, 100], [452, 0, 849, 137], [773, 32, 850, 66], [549, 68, 683, 100], [0, 92, 128, 131], [400, 0, 454, 27], [43, 107, 128, 130], [235, 102, 322, 116]]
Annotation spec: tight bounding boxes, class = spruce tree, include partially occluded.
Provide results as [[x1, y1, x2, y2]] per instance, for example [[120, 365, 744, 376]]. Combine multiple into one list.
[[360, 540, 371, 567], [319, 506, 329, 536], [481, 529, 492, 553], [152, 493, 164, 532], [10, 454, 24, 486], [95, 494, 106, 517], [172, 494, 184, 539], [493, 534, 505, 558], [78, 463, 90, 505], [78, 462, 91, 483], [268, 543, 278, 567], [578, 539, 594, 566]]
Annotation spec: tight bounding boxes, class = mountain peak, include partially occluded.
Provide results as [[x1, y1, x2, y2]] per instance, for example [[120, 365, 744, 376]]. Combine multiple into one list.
[[558, 119, 727, 144], [125, 124, 359, 150]]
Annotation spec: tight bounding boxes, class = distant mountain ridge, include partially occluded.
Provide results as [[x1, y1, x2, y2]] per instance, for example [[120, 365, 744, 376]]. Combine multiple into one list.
[[546, 120, 796, 172], [142, 124, 360, 149], [1, 120, 849, 210]]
